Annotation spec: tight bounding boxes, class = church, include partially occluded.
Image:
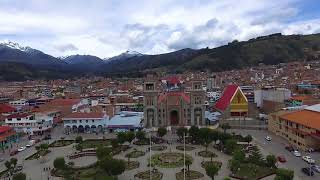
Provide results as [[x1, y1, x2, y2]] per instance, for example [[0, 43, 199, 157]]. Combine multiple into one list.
[[143, 75, 205, 128]]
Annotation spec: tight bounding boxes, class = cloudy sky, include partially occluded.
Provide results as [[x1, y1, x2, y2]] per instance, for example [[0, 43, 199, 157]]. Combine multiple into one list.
[[0, 0, 320, 58]]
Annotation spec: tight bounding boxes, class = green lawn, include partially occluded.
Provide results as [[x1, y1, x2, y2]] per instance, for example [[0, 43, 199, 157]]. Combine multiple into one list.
[[52, 166, 117, 180], [80, 139, 111, 149], [234, 163, 275, 180]]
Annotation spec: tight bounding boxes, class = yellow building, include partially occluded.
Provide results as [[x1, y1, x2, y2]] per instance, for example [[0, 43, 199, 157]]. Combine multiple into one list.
[[215, 84, 248, 117], [268, 104, 320, 151]]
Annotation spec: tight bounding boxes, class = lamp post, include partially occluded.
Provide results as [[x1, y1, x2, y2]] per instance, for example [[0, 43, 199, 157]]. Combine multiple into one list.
[[149, 130, 152, 180]]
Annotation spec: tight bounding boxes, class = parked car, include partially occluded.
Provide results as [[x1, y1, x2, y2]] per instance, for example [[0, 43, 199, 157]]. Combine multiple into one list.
[[26, 140, 36, 148], [302, 167, 314, 176], [293, 150, 301, 157], [10, 150, 18, 156], [307, 148, 315, 153], [302, 156, 315, 164], [311, 165, 320, 173], [265, 136, 272, 141], [285, 145, 294, 152], [18, 146, 26, 152], [42, 135, 51, 140], [277, 155, 286, 163]]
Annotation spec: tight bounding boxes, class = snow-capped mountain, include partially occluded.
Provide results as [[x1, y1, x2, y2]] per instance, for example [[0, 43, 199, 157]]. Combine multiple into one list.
[[0, 40, 34, 52], [106, 50, 144, 61]]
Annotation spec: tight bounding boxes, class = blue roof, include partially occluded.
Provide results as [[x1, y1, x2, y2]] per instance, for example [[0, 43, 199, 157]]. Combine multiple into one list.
[[106, 111, 143, 128], [205, 111, 221, 122]]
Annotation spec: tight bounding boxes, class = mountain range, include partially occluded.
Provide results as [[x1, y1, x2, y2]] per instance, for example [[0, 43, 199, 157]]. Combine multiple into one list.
[[0, 33, 320, 80]]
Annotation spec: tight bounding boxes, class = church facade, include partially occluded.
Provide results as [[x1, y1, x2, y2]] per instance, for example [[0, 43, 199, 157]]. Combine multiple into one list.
[[143, 76, 205, 128]]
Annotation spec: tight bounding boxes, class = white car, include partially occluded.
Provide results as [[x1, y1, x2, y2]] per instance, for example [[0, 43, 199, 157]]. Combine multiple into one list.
[[293, 150, 301, 157], [265, 136, 272, 141], [302, 156, 315, 164], [17, 146, 26, 152]]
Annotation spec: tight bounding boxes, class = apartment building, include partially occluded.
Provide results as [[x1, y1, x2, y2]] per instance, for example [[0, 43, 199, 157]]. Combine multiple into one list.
[[5, 113, 53, 135], [268, 104, 320, 151]]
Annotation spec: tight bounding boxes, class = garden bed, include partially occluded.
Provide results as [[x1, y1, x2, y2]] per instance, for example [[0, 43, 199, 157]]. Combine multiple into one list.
[[151, 152, 193, 168], [49, 140, 74, 147], [197, 151, 217, 158], [176, 170, 204, 180], [125, 150, 145, 158], [134, 170, 163, 180], [51, 166, 117, 180], [176, 145, 195, 151], [150, 145, 167, 151], [201, 161, 222, 169], [25, 150, 51, 160], [125, 161, 140, 170], [133, 139, 150, 146]]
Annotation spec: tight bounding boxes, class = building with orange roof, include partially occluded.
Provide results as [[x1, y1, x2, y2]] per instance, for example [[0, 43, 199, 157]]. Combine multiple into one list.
[[268, 104, 320, 151]]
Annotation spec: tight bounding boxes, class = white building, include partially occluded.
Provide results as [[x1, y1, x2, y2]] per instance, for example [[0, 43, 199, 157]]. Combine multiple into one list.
[[62, 112, 109, 133], [5, 113, 53, 135], [9, 99, 28, 106], [254, 87, 291, 108]]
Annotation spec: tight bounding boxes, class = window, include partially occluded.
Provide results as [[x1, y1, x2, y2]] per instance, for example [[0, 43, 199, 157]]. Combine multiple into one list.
[[17, 118, 21, 121], [92, 120, 94, 123], [7, 118, 12, 121], [79, 120, 82, 123], [86, 120, 88, 123]]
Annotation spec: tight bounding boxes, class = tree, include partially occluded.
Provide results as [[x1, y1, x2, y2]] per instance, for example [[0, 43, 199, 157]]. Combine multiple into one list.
[[75, 144, 83, 151], [228, 159, 240, 173], [244, 135, 252, 143], [199, 128, 212, 152], [117, 132, 127, 144], [266, 154, 277, 168], [4, 161, 12, 169], [209, 130, 219, 145], [157, 127, 167, 138], [96, 146, 111, 160], [39, 143, 49, 151], [188, 126, 200, 142], [136, 131, 146, 141], [13, 173, 26, 180], [220, 123, 231, 134], [205, 163, 219, 180], [111, 139, 119, 149], [10, 158, 17, 167], [248, 147, 264, 165], [225, 139, 238, 154], [53, 157, 66, 170], [185, 159, 192, 174], [176, 127, 188, 139], [75, 136, 83, 143], [99, 157, 125, 176], [232, 150, 245, 162], [275, 168, 294, 180], [35, 145, 40, 151], [126, 131, 135, 143]]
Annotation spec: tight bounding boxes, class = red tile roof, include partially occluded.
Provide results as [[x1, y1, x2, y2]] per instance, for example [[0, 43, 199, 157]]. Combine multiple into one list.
[[0, 126, 12, 133], [280, 109, 320, 129], [48, 99, 80, 106], [215, 84, 238, 111], [63, 112, 104, 119], [163, 76, 181, 84], [0, 104, 16, 113]]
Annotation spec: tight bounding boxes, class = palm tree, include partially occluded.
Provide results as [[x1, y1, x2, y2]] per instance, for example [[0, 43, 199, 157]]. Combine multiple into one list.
[[185, 159, 192, 176]]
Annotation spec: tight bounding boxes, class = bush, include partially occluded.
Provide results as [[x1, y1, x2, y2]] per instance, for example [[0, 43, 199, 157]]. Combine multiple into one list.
[[75, 136, 83, 143], [13, 172, 26, 180], [157, 127, 167, 137], [53, 157, 66, 170], [275, 168, 294, 180]]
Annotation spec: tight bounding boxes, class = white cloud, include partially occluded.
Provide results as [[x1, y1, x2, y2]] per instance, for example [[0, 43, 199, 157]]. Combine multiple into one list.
[[0, 0, 319, 58]]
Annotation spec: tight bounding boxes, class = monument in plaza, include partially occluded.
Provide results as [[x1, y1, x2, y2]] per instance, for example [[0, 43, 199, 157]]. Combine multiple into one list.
[[143, 75, 205, 128]]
